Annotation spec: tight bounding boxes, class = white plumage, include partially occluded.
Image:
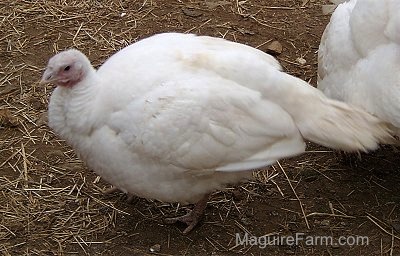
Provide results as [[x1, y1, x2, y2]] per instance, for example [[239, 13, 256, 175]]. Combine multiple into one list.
[[42, 33, 391, 233], [318, 0, 400, 133]]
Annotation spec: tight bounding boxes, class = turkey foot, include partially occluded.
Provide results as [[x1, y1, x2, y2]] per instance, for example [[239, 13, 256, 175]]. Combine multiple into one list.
[[103, 186, 136, 203], [164, 194, 210, 234]]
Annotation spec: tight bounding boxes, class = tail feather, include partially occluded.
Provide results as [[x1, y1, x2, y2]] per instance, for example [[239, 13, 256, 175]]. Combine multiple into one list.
[[268, 71, 394, 152], [297, 98, 394, 152]]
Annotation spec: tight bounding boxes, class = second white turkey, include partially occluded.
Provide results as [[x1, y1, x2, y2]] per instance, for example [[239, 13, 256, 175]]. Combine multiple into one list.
[[318, 0, 400, 135]]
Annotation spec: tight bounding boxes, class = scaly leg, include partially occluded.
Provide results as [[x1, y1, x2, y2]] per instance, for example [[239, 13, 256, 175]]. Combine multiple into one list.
[[164, 194, 210, 234]]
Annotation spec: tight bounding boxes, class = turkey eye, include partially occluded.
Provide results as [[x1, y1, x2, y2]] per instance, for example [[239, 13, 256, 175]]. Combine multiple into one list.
[[64, 65, 71, 71]]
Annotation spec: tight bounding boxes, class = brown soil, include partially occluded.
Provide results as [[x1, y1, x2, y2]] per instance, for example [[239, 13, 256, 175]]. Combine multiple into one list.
[[1, 1, 399, 255]]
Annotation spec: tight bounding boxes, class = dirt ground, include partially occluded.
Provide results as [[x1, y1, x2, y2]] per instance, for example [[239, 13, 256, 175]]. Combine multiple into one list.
[[1, 0, 399, 255]]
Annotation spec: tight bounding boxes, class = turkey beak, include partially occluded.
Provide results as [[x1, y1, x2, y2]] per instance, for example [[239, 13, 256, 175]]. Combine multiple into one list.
[[40, 69, 55, 85]]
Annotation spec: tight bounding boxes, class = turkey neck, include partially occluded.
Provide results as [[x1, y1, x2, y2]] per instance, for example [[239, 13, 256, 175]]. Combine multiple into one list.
[[48, 70, 100, 144]]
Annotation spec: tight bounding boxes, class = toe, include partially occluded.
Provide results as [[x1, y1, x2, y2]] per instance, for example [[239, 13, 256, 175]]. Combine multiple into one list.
[[182, 219, 199, 234]]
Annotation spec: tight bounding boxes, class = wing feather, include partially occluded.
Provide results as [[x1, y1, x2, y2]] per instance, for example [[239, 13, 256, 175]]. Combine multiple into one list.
[[106, 75, 305, 173]]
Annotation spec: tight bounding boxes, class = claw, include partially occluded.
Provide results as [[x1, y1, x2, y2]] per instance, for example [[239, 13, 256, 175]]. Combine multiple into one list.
[[164, 194, 210, 234]]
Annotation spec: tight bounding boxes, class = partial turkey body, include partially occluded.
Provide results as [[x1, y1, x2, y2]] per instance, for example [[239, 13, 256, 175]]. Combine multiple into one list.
[[42, 33, 392, 233], [318, 0, 400, 134]]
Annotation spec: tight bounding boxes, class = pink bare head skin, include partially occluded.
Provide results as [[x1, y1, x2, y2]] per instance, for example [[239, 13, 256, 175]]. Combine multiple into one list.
[[41, 49, 93, 87]]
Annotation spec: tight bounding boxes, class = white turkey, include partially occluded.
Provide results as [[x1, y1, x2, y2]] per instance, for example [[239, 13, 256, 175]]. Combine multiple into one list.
[[41, 33, 392, 233], [318, 0, 400, 135]]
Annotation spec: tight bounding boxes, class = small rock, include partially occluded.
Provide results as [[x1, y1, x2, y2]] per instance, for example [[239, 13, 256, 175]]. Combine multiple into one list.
[[266, 40, 283, 55], [120, 12, 126, 17], [296, 57, 307, 65], [149, 244, 161, 253], [182, 8, 202, 18]]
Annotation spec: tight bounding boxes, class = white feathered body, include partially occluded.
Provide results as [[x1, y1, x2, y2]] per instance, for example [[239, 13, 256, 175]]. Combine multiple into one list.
[[318, 0, 400, 129], [48, 33, 390, 204]]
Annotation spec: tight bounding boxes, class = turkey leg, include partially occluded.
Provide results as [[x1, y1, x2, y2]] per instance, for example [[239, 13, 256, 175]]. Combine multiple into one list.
[[164, 193, 210, 234]]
